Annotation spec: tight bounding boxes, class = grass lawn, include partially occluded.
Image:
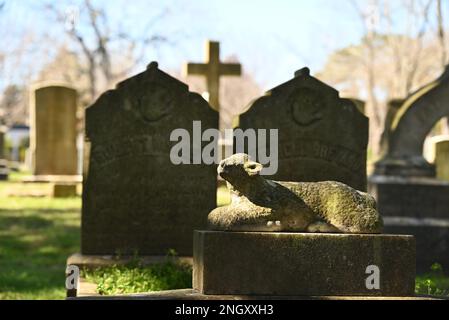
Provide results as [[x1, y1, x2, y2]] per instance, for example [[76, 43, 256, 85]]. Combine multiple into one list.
[[0, 173, 81, 299], [1, 172, 449, 299]]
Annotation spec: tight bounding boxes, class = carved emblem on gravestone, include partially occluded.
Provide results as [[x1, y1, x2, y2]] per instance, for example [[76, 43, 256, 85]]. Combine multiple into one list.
[[138, 83, 175, 122], [290, 88, 324, 126]]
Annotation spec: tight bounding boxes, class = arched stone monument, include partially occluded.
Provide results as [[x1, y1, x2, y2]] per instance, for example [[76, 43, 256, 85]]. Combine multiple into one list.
[[370, 66, 449, 273], [375, 66, 449, 176]]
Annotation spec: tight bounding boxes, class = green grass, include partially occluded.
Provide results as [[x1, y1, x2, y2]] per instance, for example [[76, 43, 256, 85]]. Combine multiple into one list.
[[0, 181, 81, 300], [217, 185, 231, 207], [415, 264, 449, 297], [82, 259, 192, 295]]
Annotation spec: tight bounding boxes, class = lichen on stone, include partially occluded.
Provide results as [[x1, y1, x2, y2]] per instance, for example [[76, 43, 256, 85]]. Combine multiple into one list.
[[209, 154, 383, 234]]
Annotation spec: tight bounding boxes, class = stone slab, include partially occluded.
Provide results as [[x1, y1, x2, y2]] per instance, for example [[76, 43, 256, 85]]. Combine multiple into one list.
[[383, 221, 449, 274], [52, 183, 78, 198], [369, 175, 449, 219], [193, 231, 416, 297], [22, 175, 82, 183], [69, 289, 442, 300], [67, 253, 193, 269]]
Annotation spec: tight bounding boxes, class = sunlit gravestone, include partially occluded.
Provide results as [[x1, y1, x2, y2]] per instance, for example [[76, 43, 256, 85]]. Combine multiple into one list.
[[30, 84, 78, 177], [82, 62, 218, 256]]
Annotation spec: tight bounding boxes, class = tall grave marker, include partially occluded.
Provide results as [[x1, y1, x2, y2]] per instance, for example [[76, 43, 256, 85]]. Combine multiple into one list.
[[183, 40, 242, 112], [30, 84, 78, 177], [82, 62, 218, 256], [239, 67, 368, 191]]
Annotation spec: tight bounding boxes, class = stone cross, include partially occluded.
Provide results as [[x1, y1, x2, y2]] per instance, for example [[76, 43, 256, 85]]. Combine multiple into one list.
[[184, 40, 242, 111]]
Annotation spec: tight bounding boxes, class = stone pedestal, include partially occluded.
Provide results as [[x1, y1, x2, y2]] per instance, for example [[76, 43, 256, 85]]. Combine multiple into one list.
[[369, 175, 449, 219], [369, 175, 449, 273], [52, 183, 78, 198], [193, 231, 416, 297], [0, 159, 9, 181], [436, 140, 449, 182]]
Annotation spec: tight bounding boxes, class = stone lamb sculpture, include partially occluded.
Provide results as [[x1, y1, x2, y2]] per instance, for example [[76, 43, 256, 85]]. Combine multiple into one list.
[[209, 154, 383, 234]]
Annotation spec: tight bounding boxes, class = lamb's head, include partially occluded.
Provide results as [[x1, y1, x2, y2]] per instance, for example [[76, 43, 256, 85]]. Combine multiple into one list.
[[218, 154, 264, 188]]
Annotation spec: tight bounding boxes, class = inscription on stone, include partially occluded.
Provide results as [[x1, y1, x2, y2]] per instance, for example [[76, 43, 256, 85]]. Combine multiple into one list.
[[239, 67, 368, 191], [82, 62, 218, 256]]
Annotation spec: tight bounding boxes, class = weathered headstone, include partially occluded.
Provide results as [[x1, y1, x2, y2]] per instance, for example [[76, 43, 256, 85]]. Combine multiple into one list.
[[370, 65, 449, 273], [436, 139, 449, 182], [0, 126, 9, 180], [239, 67, 368, 191], [349, 98, 366, 115], [82, 62, 218, 256], [0, 126, 6, 159], [30, 84, 78, 176]]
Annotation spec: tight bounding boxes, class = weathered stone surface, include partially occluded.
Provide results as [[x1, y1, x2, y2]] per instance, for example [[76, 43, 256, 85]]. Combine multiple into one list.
[[70, 289, 443, 300], [436, 140, 449, 182], [30, 84, 78, 176], [67, 253, 192, 269], [383, 221, 449, 274], [193, 231, 416, 297], [369, 176, 449, 220], [369, 175, 449, 273], [375, 66, 449, 177], [239, 67, 368, 191], [0, 159, 8, 181], [0, 126, 6, 159], [209, 154, 382, 233], [82, 62, 218, 256], [52, 183, 77, 198]]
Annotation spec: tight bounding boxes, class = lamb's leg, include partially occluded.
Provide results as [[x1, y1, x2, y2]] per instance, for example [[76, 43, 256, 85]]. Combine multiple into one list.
[[307, 221, 341, 233]]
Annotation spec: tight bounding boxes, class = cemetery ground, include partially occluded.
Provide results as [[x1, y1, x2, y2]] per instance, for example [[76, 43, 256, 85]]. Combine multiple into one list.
[[0, 171, 448, 300], [0, 173, 229, 300]]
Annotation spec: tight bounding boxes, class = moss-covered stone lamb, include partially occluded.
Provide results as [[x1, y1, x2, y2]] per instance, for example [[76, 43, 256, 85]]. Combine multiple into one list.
[[209, 154, 383, 234]]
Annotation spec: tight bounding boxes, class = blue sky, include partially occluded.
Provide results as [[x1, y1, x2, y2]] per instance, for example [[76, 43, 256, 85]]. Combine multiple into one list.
[[2, 0, 447, 90]]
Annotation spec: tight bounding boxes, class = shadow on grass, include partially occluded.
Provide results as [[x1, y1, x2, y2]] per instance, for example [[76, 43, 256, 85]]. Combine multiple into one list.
[[0, 206, 80, 300]]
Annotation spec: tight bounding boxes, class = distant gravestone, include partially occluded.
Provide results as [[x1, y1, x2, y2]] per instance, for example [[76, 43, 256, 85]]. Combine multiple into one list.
[[375, 66, 449, 176], [370, 66, 449, 273], [0, 127, 8, 181], [82, 62, 218, 256], [30, 84, 78, 176], [436, 140, 449, 182], [239, 68, 368, 191], [0, 126, 6, 159]]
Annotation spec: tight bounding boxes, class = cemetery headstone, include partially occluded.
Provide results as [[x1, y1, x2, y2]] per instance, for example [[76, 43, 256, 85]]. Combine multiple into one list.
[[81, 62, 218, 256], [0, 126, 6, 159], [239, 67, 368, 191], [30, 84, 78, 176], [370, 65, 449, 273], [436, 139, 449, 182], [0, 127, 8, 180]]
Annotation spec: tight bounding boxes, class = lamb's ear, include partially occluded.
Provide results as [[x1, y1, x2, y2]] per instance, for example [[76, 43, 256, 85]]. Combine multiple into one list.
[[244, 161, 263, 176]]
